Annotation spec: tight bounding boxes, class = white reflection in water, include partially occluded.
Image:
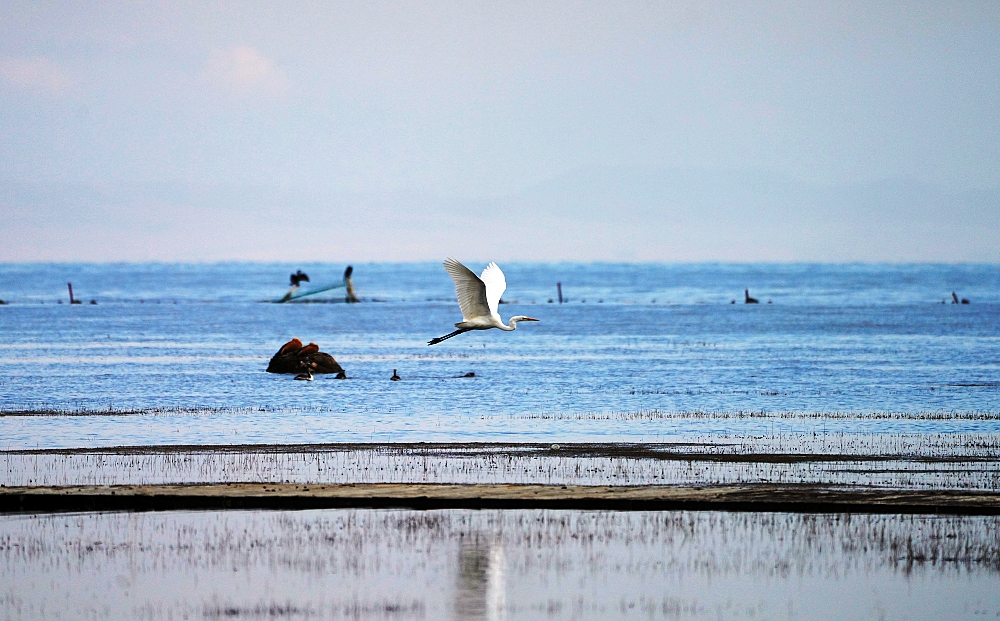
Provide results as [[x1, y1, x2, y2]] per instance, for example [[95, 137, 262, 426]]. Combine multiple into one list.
[[487, 544, 505, 621], [455, 536, 506, 621], [1, 509, 998, 620]]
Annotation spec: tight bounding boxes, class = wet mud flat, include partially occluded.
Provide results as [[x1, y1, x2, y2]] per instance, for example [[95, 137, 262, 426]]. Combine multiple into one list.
[[3, 482, 1000, 515], [4, 440, 1000, 620], [3, 507, 999, 620]]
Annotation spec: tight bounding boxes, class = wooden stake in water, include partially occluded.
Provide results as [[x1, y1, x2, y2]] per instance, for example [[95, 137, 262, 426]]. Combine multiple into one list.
[[344, 265, 359, 303], [557, 282, 563, 304]]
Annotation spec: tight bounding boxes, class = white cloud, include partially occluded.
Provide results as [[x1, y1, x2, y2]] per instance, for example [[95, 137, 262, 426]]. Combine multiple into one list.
[[0, 57, 70, 93], [201, 46, 289, 96]]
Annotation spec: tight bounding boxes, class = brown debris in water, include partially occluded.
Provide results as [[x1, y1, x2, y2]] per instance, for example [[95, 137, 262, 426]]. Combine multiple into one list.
[[266, 338, 344, 375]]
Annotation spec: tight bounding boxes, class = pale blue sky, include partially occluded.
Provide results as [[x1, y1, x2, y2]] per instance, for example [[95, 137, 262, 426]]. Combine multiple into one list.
[[1, 1, 998, 261]]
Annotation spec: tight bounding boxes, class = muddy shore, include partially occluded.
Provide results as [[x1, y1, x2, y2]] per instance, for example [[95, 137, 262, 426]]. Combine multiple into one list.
[[3, 483, 999, 514]]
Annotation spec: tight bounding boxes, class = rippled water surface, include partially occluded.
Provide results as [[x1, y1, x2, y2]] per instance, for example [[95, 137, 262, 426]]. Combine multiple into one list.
[[1, 263, 998, 448]]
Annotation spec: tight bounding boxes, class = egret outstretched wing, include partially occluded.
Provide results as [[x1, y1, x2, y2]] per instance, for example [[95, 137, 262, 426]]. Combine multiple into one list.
[[430, 258, 538, 345], [443, 257, 489, 321], [480, 262, 506, 316]]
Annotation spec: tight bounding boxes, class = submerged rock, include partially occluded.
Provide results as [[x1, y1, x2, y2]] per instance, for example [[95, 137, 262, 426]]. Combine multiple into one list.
[[267, 338, 344, 375]]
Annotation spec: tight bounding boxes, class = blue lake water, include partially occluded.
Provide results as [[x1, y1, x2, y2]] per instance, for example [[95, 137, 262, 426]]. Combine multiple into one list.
[[1, 263, 998, 449]]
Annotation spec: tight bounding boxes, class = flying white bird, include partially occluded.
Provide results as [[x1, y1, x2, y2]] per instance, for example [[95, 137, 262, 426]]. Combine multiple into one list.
[[429, 258, 539, 345]]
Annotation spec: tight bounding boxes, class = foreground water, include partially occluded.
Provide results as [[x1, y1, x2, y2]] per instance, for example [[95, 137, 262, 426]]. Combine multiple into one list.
[[1, 263, 998, 449], [2, 508, 998, 620]]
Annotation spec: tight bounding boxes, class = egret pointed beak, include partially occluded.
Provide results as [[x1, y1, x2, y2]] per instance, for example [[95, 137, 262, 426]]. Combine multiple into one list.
[[522, 317, 539, 321]]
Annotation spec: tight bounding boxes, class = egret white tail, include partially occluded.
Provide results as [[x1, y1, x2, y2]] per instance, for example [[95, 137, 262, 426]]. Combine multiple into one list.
[[429, 258, 538, 345]]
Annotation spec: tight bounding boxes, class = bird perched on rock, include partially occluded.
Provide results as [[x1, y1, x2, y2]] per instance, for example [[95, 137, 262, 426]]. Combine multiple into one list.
[[429, 258, 538, 345]]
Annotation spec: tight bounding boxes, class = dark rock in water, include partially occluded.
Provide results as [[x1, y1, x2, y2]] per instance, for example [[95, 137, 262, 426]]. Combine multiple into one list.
[[335, 371, 347, 379], [461, 372, 475, 378], [267, 338, 344, 374]]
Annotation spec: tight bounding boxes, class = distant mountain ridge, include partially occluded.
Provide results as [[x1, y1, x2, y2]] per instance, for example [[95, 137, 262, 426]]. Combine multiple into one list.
[[2, 169, 997, 262]]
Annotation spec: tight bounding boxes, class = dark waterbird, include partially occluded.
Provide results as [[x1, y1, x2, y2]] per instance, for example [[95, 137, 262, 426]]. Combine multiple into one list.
[[289, 270, 310, 287], [744, 289, 759, 304]]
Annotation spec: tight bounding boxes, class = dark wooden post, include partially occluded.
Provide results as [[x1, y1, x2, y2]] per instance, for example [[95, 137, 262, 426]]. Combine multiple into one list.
[[344, 265, 359, 303]]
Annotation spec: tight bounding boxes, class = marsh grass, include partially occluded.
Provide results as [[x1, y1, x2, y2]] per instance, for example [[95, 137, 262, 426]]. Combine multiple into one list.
[[3, 409, 998, 489], [4, 434, 999, 489]]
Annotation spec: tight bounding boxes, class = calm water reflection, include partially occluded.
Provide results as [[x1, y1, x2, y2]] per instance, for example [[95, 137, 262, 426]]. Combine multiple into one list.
[[2, 508, 998, 620], [455, 536, 505, 621]]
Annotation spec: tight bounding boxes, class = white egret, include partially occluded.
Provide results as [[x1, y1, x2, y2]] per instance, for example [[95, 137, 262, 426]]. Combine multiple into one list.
[[429, 258, 538, 345]]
